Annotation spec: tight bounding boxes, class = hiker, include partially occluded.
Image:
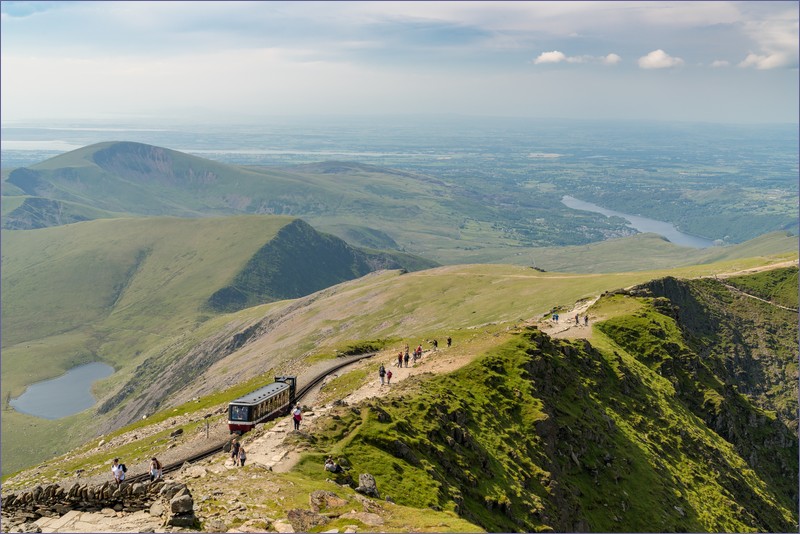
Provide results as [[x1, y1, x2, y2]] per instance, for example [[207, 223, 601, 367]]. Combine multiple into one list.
[[379, 364, 386, 385], [386, 369, 393, 385], [447, 336, 452, 347], [404, 350, 410, 367], [432, 339, 438, 351], [575, 314, 580, 325], [416, 344, 422, 360], [324, 456, 343, 474], [553, 313, 559, 323], [584, 315, 589, 326], [231, 438, 241, 466], [292, 404, 303, 431], [149, 457, 163, 482], [111, 458, 125, 485], [238, 446, 247, 467], [404, 346, 410, 364], [397, 352, 403, 368]]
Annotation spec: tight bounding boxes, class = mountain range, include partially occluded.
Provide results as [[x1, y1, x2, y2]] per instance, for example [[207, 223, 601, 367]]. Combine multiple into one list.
[[1, 141, 797, 532]]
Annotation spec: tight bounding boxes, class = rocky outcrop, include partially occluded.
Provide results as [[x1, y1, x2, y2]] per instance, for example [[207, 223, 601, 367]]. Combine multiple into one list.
[[354, 474, 379, 498], [0, 480, 195, 532]]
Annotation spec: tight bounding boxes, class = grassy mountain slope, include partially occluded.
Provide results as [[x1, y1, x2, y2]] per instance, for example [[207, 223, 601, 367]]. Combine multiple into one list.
[[0, 214, 434, 474], [503, 231, 798, 273], [206, 219, 437, 312], [1, 141, 663, 264], [297, 270, 797, 532], [2, 266, 796, 533], [1, 196, 120, 229]]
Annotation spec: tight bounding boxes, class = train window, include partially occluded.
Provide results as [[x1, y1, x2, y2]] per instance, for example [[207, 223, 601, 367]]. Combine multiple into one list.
[[229, 405, 250, 421]]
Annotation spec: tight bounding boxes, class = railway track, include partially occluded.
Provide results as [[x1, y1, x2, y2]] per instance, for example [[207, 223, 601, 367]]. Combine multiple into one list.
[[124, 352, 375, 484]]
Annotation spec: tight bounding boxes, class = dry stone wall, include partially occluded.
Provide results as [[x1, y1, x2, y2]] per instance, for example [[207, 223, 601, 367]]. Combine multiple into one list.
[[1, 480, 196, 532]]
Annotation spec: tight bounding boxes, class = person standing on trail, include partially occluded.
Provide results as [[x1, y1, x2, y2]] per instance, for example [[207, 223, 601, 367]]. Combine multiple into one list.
[[231, 438, 241, 466], [447, 336, 452, 347], [149, 457, 163, 481], [379, 364, 386, 385], [575, 314, 580, 325], [386, 369, 393, 385], [432, 339, 438, 351], [238, 446, 247, 467], [111, 458, 125, 485], [292, 404, 302, 431], [397, 352, 403, 368], [404, 350, 410, 367], [584, 315, 589, 326]]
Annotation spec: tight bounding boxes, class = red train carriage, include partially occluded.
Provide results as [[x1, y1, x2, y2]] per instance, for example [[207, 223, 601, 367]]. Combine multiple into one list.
[[228, 376, 296, 434]]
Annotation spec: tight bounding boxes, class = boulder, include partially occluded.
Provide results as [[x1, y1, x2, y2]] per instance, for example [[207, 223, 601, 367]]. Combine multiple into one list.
[[159, 482, 185, 501], [287, 509, 327, 532], [170, 494, 194, 514], [355, 474, 379, 498], [149, 502, 164, 517], [167, 513, 197, 528], [309, 490, 348, 512]]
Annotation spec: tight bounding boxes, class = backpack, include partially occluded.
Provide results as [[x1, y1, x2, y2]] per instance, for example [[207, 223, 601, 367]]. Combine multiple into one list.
[[121, 464, 127, 473]]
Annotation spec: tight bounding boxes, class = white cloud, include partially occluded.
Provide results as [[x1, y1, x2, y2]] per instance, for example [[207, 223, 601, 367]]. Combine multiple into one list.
[[738, 6, 798, 70], [534, 50, 621, 65], [710, 59, 730, 68], [638, 49, 684, 69], [738, 52, 791, 70], [534, 50, 566, 64]]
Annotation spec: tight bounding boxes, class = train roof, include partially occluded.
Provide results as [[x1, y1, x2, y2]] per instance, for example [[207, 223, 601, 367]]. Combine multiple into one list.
[[230, 381, 290, 405]]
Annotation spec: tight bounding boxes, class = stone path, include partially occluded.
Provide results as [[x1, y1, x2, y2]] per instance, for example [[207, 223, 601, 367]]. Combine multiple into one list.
[[33, 509, 165, 533]]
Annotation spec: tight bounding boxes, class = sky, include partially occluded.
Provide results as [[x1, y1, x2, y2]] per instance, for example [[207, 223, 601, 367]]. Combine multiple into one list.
[[1, 1, 798, 124]]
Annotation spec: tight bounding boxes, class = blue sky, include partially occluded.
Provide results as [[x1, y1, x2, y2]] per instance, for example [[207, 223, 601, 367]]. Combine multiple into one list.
[[1, 1, 798, 124]]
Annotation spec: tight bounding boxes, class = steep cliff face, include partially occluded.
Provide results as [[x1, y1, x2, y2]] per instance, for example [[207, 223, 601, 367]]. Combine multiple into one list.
[[206, 219, 433, 312], [309, 319, 797, 532], [630, 271, 798, 430]]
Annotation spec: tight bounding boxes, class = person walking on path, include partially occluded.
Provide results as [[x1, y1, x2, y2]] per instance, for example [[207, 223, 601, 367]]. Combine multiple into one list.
[[432, 339, 438, 351], [238, 446, 247, 467], [379, 364, 386, 386], [111, 458, 125, 485], [575, 314, 580, 325], [292, 404, 303, 431], [397, 352, 403, 368], [404, 351, 410, 367], [447, 336, 452, 347], [231, 438, 241, 466], [386, 369, 393, 385], [584, 315, 589, 326]]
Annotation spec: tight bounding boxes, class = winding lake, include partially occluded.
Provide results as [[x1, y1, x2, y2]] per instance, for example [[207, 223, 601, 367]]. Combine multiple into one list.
[[562, 195, 716, 249], [9, 362, 115, 420]]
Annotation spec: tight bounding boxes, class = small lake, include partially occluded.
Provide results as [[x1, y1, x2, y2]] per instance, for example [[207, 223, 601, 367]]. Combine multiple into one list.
[[9, 362, 115, 420], [561, 195, 716, 249]]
